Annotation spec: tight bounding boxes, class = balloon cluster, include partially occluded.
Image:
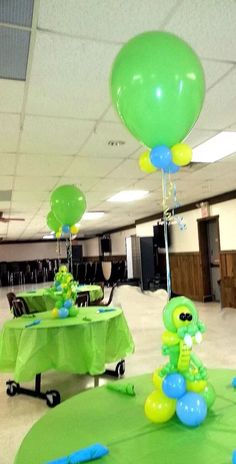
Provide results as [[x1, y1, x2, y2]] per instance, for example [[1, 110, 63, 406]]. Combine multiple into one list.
[[139, 143, 192, 175], [145, 297, 216, 427], [47, 185, 86, 238], [110, 31, 205, 174], [51, 265, 79, 319]]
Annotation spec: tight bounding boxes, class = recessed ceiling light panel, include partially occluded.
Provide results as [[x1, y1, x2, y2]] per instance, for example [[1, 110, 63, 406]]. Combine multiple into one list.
[[107, 190, 149, 202], [82, 212, 105, 220], [192, 131, 236, 163]]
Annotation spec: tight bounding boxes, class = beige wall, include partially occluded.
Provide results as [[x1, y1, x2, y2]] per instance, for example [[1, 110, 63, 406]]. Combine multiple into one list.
[[0, 241, 67, 262], [135, 198, 236, 253], [111, 227, 136, 255]]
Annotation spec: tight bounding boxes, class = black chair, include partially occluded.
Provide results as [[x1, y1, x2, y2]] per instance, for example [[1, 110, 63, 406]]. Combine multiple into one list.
[[92, 282, 105, 306], [76, 293, 89, 307], [94, 261, 104, 283], [7, 292, 16, 311], [97, 283, 118, 307], [77, 263, 86, 284], [0, 262, 9, 286], [12, 298, 30, 317]]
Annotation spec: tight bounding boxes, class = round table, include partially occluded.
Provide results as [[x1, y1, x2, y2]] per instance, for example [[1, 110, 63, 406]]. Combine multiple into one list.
[[17, 284, 103, 313], [0, 307, 134, 382], [14, 369, 236, 464]]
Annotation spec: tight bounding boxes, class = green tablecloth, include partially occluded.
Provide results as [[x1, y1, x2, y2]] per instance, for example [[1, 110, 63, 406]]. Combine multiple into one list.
[[17, 284, 103, 313], [0, 307, 134, 382], [14, 369, 236, 464]]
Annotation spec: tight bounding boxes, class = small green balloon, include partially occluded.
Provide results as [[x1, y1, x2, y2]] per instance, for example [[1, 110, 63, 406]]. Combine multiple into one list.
[[51, 185, 86, 227], [111, 31, 205, 148], [46, 210, 61, 233], [200, 383, 216, 409], [69, 306, 79, 317], [55, 299, 63, 309]]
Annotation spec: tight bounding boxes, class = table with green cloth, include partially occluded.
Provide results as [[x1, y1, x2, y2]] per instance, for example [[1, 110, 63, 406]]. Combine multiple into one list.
[[14, 369, 236, 464], [0, 307, 134, 382], [17, 284, 103, 313]]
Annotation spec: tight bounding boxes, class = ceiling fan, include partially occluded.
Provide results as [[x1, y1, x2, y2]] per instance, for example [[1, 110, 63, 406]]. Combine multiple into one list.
[[0, 212, 25, 223]]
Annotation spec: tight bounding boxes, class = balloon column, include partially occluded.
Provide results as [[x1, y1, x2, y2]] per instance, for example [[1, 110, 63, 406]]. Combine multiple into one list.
[[51, 265, 79, 319], [145, 297, 216, 427], [111, 31, 205, 173]]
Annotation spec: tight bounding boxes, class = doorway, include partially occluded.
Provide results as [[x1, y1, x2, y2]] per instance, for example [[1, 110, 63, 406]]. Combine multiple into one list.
[[198, 216, 221, 302]]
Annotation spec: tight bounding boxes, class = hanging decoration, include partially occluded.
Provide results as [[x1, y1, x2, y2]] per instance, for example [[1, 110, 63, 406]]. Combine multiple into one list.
[[51, 265, 79, 319]]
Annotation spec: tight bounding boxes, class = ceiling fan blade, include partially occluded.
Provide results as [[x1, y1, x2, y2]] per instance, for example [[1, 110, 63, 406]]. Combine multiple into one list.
[[0, 218, 25, 222]]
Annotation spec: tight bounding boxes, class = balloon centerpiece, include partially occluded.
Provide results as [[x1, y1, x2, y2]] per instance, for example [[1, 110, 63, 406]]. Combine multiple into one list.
[[110, 30, 215, 429], [145, 297, 215, 427], [51, 265, 79, 319], [47, 185, 86, 239]]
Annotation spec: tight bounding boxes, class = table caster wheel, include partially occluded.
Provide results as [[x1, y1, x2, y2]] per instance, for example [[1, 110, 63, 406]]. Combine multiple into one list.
[[6, 381, 19, 397], [46, 390, 61, 408], [115, 360, 125, 378]]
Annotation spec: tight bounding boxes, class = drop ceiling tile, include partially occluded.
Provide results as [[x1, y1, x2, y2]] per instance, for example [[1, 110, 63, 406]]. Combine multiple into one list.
[[80, 121, 140, 158], [16, 155, 70, 176], [0, 176, 13, 190], [0, 154, 16, 174], [39, 0, 177, 43], [20, 116, 94, 155], [196, 67, 236, 130], [89, 177, 133, 193], [108, 159, 146, 179], [65, 157, 122, 177], [11, 202, 38, 213], [12, 191, 48, 202], [0, 201, 11, 211], [26, 31, 120, 119], [0, 79, 24, 113], [102, 105, 120, 123], [164, 0, 236, 61], [0, 114, 20, 152], [55, 177, 101, 192], [14, 176, 59, 191]]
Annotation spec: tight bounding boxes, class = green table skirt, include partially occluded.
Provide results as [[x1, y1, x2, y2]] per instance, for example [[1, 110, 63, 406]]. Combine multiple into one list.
[[17, 285, 103, 313], [0, 307, 134, 382], [14, 369, 236, 464]]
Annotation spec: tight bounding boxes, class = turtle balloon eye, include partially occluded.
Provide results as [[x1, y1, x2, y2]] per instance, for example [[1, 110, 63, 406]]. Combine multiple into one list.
[[186, 314, 193, 321], [179, 313, 186, 321]]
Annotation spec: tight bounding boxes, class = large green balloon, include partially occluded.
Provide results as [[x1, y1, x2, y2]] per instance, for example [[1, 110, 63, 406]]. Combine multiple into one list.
[[110, 31, 205, 148], [51, 185, 86, 227], [46, 210, 61, 232]]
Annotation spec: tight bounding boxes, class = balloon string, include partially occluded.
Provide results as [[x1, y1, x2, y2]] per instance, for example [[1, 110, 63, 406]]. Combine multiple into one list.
[[161, 171, 172, 300], [172, 183, 187, 231]]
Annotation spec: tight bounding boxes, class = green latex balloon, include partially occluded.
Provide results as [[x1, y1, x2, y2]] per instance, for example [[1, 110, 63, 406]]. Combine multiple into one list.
[[46, 211, 61, 233], [200, 383, 216, 409], [111, 31, 205, 148], [51, 185, 86, 227]]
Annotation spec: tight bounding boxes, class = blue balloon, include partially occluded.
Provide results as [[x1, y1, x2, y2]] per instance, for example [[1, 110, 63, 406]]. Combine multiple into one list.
[[232, 377, 236, 388], [176, 392, 207, 427], [162, 373, 186, 399], [62, 224, 70, 233], [164, 161, 180, 174], [58, 307, 69, 318], [64, 299, 72, 309], [150, 145, 172, 169]]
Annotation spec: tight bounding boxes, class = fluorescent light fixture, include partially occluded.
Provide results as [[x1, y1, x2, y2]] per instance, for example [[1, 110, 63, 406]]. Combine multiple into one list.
[[192, 131, 236, 163], [107, 190, 149, 202], [43, 234, 54, 239], [82, 212, 105, 220]]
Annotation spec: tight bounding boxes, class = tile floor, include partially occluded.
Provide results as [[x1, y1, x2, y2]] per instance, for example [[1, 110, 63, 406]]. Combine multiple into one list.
[[0, 282, 235, 463]]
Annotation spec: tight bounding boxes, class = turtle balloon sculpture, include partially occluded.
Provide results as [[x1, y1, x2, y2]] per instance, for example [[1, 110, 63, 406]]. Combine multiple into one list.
[[145, 297, 216, 427]]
